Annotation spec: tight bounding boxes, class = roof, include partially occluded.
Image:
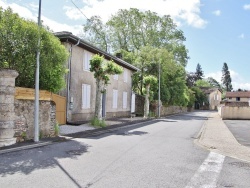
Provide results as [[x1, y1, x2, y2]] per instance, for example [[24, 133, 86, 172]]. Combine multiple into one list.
[[225, 91, 250, 98], [200, 87, 222, 94], [54, 31, 139, 72]]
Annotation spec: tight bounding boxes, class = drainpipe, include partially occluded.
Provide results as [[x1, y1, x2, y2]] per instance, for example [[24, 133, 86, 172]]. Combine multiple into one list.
[[66, 39, 80, 123]]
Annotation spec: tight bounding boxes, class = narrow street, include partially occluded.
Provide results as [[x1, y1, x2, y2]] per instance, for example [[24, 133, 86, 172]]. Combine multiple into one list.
[[0, 111, 250, 188]]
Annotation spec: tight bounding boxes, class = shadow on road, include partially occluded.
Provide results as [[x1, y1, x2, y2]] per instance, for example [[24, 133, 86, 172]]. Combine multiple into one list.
[[0, 140, 89, 180]]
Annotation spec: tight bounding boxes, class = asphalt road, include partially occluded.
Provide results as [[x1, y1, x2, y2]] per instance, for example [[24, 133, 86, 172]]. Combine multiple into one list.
[[0, 111, 250, 188], [224, 120, 250, 147]]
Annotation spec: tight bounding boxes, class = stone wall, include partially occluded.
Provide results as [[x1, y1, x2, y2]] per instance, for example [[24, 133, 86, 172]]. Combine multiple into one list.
[[218, 105, 250, 120], [14, 99, 56, 141]]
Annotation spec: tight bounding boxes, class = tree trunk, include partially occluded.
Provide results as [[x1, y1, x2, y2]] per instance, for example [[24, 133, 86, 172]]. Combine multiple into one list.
[[144, 84, 150, 118], [95, 80, 104, 120]]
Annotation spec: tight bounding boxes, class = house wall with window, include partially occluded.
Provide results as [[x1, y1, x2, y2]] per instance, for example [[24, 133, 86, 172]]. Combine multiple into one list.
[[55, 31, 138, 123], [225, 92, 250, 103]]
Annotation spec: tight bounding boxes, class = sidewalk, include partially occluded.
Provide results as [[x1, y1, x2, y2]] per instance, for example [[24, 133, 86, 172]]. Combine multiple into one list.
[[197, 112, 250, 162]]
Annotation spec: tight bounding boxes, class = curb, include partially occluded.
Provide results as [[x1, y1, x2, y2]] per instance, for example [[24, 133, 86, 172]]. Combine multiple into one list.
[[0, 141, 53, 154]]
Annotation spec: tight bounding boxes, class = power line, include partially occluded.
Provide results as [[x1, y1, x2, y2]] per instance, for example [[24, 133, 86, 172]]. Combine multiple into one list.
[[70, 0, 90, 21]]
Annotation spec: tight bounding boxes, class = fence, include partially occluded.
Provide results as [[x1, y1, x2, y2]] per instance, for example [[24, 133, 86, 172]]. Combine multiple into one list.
[[15, 87, 66, 124]]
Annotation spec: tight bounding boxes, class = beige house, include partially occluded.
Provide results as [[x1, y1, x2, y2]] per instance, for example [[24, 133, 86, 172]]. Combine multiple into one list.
[[55, 31, 138, 123], [225, 91, 250, 103], [200, 87, 222, 110]]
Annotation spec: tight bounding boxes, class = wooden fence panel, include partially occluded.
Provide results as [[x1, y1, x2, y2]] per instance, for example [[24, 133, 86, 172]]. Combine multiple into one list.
[[15, 87, 66, 124], [51, 94, 66, 124]]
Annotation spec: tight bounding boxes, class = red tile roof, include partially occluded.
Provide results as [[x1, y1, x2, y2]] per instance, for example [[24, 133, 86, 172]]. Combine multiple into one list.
[[225, 92, 250, 98]]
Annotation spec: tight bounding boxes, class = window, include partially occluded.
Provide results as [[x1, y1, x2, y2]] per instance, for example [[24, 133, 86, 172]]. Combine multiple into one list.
[[82, 84, 91, 109], [236, 97, 240, 101], [123, 92, 127, 109], [83, 51, 92, 71], [123, 69, 128, 83], [113, 89, 118, 109], [113, 74, 118, 80]]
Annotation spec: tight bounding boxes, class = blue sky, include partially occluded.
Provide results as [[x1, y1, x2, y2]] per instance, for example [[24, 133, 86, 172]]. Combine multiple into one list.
[[1, 0, 250, 90]]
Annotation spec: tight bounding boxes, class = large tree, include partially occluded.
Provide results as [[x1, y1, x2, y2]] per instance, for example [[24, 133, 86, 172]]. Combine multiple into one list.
[[83, 8, 189, 67], [221, 62, 233, 91], [90, 55, 123, 120], [0, 7, 68, 92], [195, 63, 204, 81]]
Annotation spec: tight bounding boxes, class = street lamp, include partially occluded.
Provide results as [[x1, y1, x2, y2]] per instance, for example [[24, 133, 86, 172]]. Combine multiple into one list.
[[34, 0, 42, 142]]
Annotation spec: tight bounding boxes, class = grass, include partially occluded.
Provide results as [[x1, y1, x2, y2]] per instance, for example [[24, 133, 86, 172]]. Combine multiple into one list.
[[90, 117, 106, 128]]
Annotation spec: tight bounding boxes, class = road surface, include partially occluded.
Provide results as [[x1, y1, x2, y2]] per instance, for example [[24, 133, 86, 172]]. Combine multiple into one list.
[[0, 111, 250, 187]]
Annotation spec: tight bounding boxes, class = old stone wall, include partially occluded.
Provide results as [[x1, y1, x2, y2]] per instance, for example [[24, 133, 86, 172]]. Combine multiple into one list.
[[14, 99, 56, 141]]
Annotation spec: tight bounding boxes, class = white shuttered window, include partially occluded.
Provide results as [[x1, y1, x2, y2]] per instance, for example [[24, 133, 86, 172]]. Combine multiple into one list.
[[82, 84, 91, 109], [123, 92, 127, 109], [83, 51, 91, 71], [113, 89, 118, 109]]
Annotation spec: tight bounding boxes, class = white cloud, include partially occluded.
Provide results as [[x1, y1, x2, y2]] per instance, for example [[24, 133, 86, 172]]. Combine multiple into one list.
[[238, 33, 245, 39], [212, 10, 221, 16], [206, 70, 250, 91], [65, 0, 207, 28], [243, 4, 250, 10], [0, 1, 82, 35]]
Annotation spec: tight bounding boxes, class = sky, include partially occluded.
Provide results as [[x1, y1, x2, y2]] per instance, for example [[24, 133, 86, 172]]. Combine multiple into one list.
[[1, 0, 250, 90]]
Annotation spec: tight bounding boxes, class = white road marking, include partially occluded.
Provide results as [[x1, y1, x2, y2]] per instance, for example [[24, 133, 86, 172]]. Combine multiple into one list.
[[186, 152, 225, 188]]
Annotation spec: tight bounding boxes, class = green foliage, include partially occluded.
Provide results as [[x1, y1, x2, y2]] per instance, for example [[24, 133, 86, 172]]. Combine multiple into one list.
[[144, 75, 157, 86], [0, 7, 69, 92], [207, 77, 222, 88], [54, 123, 60, 136], [90, 117, 106, 128], [90, 54, 123, 85], [84, 8, 189, 67], [191, 87, 208, 105], [195, 79, 211, 87], [221, 62, 233, 91], [21, 132, 27, 140], [195, 63, 204, 80]]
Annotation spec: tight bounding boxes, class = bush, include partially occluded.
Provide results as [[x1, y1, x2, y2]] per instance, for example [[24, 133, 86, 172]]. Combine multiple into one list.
[[90, 118, 106, 128]]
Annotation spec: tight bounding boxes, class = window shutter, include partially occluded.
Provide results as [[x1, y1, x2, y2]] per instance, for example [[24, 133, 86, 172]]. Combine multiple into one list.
[[131, 93, 135, 113], [82, 84, 91, 109], [123, 92, 127, 109], [84, 51, 91, 71], [113, 89, 118, 109]]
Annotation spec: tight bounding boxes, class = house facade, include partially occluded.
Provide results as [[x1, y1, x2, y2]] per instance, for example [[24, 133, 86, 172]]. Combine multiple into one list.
[[225, 91, 250, 103], [200, 87, 222, 110], [55, 32, 138, 123]]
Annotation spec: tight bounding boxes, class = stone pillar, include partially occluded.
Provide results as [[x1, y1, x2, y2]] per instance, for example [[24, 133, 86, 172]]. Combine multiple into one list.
[[0, 70, 19, 147]]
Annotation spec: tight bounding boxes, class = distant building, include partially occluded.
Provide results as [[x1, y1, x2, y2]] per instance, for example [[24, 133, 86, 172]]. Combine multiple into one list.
[[200, 87, 222, 110], [225, 91, 250, 103]]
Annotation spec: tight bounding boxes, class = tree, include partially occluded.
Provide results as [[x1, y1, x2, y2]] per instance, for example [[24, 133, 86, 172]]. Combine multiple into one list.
[[0, 7, 68, 92], [83, 8, 189, 67], [195, 63, 204, 81], [207, 77, 222, 88], [195, 79, 211, 87], [143, 75, 157, 118], [90, 55, 123, 120], [221, 62, 233, 91], [186, 72, 196, 87]]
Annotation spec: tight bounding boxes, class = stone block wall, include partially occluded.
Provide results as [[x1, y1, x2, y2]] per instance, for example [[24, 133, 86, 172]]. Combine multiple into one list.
[[14, 99, 56, 141]]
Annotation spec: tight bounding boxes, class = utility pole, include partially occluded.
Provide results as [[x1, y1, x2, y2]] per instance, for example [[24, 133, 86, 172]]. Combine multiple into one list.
[[34, 0, 42, 142], [158, 61, 161, 118]]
